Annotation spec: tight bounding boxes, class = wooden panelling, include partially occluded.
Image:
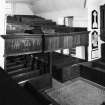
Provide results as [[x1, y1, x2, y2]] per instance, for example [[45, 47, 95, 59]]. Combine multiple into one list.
[[2, 35, 42, 57], [0, 67, 42, 105], [1, 31, 89, 57], [100, 4, 105, 41], [44, 31, 89, 52]]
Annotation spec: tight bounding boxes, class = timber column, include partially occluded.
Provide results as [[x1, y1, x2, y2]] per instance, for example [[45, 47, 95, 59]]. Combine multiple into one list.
[[0, 0, 6, 68]]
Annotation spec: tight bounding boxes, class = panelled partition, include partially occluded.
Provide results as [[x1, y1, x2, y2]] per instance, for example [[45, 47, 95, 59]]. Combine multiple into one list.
[[1, 31, 89, 84]]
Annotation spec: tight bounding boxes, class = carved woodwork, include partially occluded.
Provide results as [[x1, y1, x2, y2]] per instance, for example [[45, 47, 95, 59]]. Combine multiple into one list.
[[44, 32, 89, 52], [2, 34, 42, 57], [1, 31, 89, 57]]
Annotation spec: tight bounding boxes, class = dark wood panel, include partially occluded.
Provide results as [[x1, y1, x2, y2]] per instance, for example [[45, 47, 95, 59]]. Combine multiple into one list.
[[100, 4, 105, 41], [2, 35, 42, 57], [0, 67, 42, 105], [44, 31, 89, 52], [12, 70, 40, 83], [101, 43, 105, 61], [1, 31, 89, 57], [24, 73, 52, 91], [80, 63, 105, 87], [35, 52, 84, 82]]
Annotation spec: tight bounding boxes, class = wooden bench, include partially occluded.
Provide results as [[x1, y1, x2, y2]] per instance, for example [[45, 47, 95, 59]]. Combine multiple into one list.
[[8, 67, 31, 76], [80, 62, 105, 87], [24, 74, 52, 105], [12, 70, 40, 83], [35, 52, 84, 82], [24, 73, 52, 91], [0, 67, 43, 105], [7, 64, 25, 72]]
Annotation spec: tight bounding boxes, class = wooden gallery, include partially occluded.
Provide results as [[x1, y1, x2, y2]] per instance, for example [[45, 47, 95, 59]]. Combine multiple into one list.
[[0, 0, 105, 105]]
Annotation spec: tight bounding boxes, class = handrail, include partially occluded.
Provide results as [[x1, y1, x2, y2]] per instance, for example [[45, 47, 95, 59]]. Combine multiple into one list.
[[1, 31, 89, 39], [44, 31, 89, 37]]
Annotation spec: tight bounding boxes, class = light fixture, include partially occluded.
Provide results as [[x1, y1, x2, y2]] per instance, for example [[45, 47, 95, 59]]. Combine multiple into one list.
[[84, 0, 87, 8]]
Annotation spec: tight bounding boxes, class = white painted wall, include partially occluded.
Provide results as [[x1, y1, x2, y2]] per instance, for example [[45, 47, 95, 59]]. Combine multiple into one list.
[[14, 3, 34, 15], [99, 0, 105, 5], [31, 0, 85, 13], [6, 2, 34, 15], [37, 8, 88, 27], [0, 0, 6, 69], [76, 46, 85, 59]]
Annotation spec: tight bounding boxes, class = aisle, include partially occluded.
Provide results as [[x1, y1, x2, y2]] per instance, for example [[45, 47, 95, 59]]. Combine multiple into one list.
[[45, 78, 105, 105]]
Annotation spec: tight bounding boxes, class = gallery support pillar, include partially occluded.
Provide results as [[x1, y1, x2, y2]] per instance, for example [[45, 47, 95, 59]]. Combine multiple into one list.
[[87, 0, 101, 61]]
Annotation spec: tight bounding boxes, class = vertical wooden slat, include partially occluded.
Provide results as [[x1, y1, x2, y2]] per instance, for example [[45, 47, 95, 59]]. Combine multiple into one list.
[[48, 52, 53, 76], [85, 45, 88, 61]]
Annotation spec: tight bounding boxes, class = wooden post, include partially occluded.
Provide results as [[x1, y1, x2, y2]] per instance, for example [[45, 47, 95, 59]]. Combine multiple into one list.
[[30, 54, 35, 70], [48, 52, 52, 76], [42, 34, 45, 53], [85, 45, 88, 61]]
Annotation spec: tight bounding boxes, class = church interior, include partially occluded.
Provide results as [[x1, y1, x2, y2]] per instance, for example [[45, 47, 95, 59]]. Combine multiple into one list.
[[1, 0, 105, 105]]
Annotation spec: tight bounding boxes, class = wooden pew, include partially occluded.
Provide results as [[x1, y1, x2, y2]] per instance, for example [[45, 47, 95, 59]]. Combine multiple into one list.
[[0, 67, 43, 105], [35, 52, 84, 82], [24, 73, 52, 105], [7, 64, 25, 72], [7, 15, 45, 23], [80, 62, 105, 87], [6, 55, 26, 69], [24, 73, 52, 90], [12, 70, 40, 83], [7, 15, 87, 35], [6, 54, 35, 70], [8, 66, 31, 76], [4, 15, 89, 87]]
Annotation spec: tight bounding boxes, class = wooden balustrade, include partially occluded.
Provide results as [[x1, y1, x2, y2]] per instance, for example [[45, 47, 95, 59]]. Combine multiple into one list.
[[2, 34, 42, 57], [1, 31, 89, 57], [44, 31, 89, 52]]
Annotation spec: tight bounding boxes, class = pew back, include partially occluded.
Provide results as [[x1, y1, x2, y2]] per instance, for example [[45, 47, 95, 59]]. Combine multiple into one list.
[[0, 67, 42, 105]]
